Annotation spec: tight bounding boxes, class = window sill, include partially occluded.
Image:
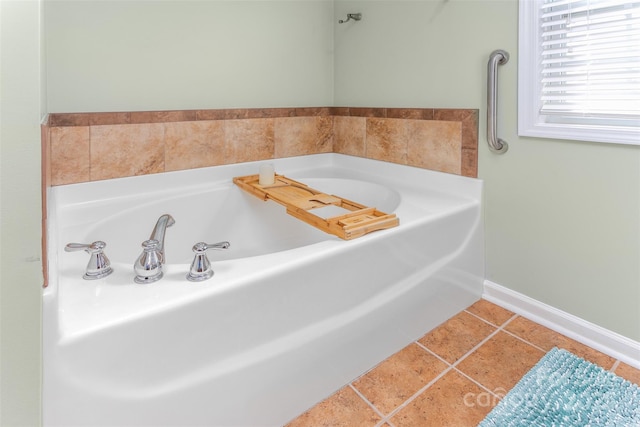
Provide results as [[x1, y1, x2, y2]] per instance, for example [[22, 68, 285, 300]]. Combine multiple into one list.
[[518, 121, 640, 146]]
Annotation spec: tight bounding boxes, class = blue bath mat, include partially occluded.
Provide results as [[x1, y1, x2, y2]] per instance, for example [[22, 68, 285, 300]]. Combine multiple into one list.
[[478, 347, 640, 426]]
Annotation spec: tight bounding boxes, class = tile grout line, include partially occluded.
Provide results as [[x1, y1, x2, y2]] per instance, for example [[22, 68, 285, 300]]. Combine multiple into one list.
[[452, 366, 506, 400], [345, 312, 496, 425], [374, 416, 396, 427], [463, 308, 512, 329], [447, 313, 552, 399], [446, 313, 520, 370], [470, 311, 546, 351], [347, 384, 387, 423], [414, 340, 455, 367], [374, 312, 523, 423], [467, 309, 622, 370], [290, 301, 636, 425], [500, 326, 547, 353], [379, 312, 518, 424], [378, 366, 455, 424], [610, 359, 621, 372], [294, 306, 576, 426]]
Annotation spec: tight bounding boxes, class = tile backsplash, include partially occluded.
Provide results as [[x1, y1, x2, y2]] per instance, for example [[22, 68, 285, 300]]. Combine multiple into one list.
[[45, 107, 478, 186]]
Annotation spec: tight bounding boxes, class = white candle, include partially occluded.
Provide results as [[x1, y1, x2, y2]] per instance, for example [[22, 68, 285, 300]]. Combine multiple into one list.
[[259, 163, 275, 186]]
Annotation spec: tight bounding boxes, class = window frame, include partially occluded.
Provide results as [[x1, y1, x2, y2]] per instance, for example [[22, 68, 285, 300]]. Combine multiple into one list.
[[518, 0, 640, 146]]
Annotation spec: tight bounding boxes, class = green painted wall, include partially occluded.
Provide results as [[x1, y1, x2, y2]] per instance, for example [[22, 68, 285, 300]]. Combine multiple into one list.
[[0, 1, 44, 425], [334, 0, 640, 340], [45, 0, 335, 112]]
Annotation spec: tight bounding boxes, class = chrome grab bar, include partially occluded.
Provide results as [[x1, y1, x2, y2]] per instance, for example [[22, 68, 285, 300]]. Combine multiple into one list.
[[487, 50, 509, 154]]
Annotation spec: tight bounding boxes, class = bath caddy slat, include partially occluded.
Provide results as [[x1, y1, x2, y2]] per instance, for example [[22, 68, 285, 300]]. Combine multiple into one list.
[[233, 174, 399, 240]]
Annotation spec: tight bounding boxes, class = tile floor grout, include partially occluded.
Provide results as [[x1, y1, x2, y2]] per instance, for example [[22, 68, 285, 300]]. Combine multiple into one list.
[[452, 366, 504, 399], [353, 309, 518, 424], [498, 317, 549, 354], [286, 299, 640, 426], [349, 384, 386, 422], [448, 321, 507, 368], [375, 365, 453, 424], [611, 359, 621, 372], [376, 311, 520, 420], [462, 308, 508, 328], [355, 307, 515, 425]]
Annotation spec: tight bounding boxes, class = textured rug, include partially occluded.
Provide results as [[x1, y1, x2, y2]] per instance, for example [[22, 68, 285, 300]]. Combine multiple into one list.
[[478, 347, 640, 426]]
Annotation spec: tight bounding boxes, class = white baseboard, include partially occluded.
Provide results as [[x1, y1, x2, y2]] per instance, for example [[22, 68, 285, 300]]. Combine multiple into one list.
[[483, 280, 640, 369]]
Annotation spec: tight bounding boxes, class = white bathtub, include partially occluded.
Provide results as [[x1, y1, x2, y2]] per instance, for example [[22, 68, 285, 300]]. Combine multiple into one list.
[[44, 153, 484, 426]]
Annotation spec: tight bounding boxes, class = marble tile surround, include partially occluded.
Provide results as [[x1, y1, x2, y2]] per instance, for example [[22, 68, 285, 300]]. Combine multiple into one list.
[[45, 107, 478, 186]]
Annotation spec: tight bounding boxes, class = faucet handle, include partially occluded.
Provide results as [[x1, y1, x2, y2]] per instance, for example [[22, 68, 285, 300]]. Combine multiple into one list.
[[186, 241, 230, 282], [65, 241, 113, 280], [134, 239, 164, 284], [196, 241, 231, 252]]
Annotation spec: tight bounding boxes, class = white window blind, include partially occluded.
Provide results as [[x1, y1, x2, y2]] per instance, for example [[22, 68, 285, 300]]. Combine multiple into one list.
[[519, 0, 640, 145], [540, 0, 640, 121]]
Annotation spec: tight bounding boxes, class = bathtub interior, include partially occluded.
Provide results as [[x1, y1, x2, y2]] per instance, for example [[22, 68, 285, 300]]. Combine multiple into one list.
[[55, 161, 473, 271], [79, 177, 401, 266]]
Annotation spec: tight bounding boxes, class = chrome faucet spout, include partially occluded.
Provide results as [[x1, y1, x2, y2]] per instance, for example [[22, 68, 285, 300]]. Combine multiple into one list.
[[149, 214, 175, 263], [134, 214, 175, 284]]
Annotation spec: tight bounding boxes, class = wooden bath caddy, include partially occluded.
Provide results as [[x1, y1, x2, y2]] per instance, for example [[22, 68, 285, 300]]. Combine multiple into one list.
[[233, 174, 399, 240]]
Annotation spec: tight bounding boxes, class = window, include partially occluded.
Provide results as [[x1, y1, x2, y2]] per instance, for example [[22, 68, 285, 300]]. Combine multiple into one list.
[[519, 0, 640, 145]]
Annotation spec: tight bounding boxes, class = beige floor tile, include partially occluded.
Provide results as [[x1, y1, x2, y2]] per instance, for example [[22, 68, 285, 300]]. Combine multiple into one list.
[[352, 343, 448, 415], [504, 316, 616, 369], [456, 331, 544, 393], [285, 386, 381, 427], [614, 362, 640, 386], [391, 370, 494, 427], [418, 311, 496, 364], [465, 299, 514, 326]]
